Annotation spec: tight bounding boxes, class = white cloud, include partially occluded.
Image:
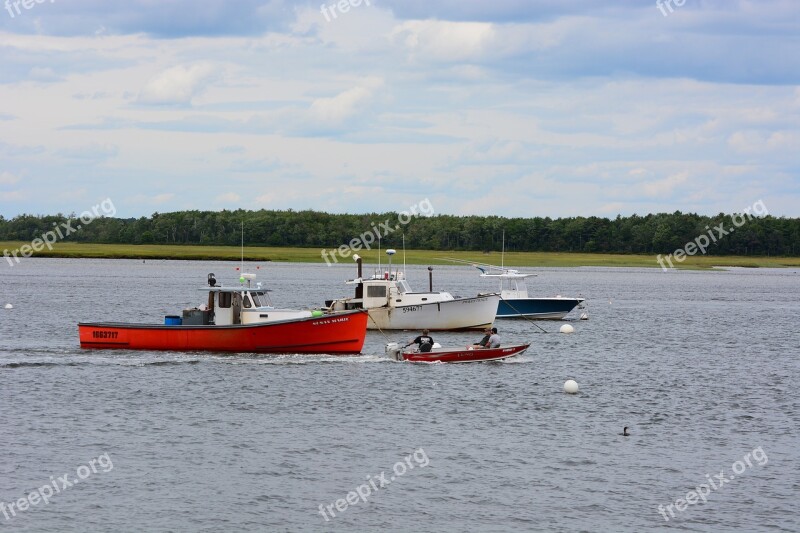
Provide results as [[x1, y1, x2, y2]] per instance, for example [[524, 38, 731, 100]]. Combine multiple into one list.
[[391, 20, 496, 62], [128, 193, 175, 205], [137, 63, 217, 105], [728, 130, 799, 155], [57, 144, 119, 161], [0, 171, 21, 185], [0, 190, 24, 202], [309, 80, 383, 125], [216, 192, 241, 203], [642, 172, 690, 197], [28, 67, 61, 82]]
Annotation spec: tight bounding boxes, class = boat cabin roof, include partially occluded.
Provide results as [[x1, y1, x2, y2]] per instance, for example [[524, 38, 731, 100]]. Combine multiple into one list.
[[203, 286, 270, 293], [480, 270, 535, 280]]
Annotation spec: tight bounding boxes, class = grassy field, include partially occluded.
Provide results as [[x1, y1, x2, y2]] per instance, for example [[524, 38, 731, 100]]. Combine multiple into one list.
[[2, 241, 800, 269]]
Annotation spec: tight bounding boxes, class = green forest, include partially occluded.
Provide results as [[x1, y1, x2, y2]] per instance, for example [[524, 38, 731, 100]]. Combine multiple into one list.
[[1, 208, 798, 256]]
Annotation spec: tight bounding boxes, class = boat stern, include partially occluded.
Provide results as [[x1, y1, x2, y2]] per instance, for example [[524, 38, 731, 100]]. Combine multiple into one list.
[[385, 342, 403, 361]]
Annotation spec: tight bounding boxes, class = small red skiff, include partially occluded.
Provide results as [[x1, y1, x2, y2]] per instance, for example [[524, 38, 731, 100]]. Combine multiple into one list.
[[385, 343, 530, 363]]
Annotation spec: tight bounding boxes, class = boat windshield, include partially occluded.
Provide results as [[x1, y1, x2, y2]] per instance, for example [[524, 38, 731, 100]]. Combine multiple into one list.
[[397, 280, 411, 294]]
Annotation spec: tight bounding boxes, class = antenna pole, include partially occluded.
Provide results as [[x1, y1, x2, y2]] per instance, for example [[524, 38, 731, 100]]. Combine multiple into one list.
[[241, 220, 244, 273], [501, 230, 505, 269], [403, 234, 406, 276]]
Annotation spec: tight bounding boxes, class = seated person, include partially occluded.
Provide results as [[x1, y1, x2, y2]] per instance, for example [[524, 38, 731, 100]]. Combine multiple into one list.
[[471, 328, 492, 348], [485, 327, 500, 348], [407, 329, 434, 353]]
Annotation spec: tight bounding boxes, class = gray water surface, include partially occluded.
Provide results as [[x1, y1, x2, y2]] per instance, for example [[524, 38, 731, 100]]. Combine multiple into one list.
[[1, 259, 798, 532]]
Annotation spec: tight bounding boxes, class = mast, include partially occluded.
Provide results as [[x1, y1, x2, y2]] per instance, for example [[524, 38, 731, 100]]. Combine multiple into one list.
[[500, 230, 505, 292], [501, 230, 505, 269], [402, 234, 406, 277]]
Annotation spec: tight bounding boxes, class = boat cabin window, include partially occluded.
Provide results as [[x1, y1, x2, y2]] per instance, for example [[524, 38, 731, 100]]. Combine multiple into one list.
[[218, 292, 232, 308], [242, 292, 252, 308], [397, 280, 411, 294], [367, 285, 387, 298], [250, 292, 261, 307]]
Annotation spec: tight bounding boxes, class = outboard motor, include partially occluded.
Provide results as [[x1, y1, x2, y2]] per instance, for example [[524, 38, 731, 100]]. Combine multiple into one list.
[[385, 342, 402, 361]]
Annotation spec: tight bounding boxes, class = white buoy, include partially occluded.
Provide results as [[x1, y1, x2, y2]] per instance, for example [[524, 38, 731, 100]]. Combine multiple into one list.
[[559, 324, 575, 334], [580, 312, 589, 320], [564, 380, 579, 394], [4, 304, 12, 309]]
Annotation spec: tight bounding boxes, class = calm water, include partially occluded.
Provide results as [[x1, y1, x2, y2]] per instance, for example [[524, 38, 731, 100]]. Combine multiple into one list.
[[1, 259, 798, 532]]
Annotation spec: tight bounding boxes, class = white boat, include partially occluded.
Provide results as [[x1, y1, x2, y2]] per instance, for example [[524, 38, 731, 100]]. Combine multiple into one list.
[[439, 258, 586, 320], [324, 250, 499, 331], [476, 266, 585, 319]]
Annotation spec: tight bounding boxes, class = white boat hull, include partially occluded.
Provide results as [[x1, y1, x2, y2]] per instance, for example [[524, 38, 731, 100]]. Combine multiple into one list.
[[366, 294, 499, 331]]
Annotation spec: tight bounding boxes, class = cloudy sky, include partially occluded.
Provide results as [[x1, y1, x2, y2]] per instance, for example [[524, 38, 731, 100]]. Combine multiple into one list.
[[1, 0, 798, 219]]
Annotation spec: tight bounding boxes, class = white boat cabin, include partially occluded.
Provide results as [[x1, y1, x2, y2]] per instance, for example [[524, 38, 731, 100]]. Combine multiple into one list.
[[479, 269, 535, 300], [200, 272, 314, 325], [344, 272, 455, 310], [327, 252, 455, 311]]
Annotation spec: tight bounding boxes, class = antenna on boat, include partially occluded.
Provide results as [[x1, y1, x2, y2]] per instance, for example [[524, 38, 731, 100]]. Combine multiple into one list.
[[501, 230, 505, 291], [501, 229, 505, 270], [377, 233, 381, 277], [240, 220, 244, 275], [402, 234, 406, 276], [386, 248, 396, 279]]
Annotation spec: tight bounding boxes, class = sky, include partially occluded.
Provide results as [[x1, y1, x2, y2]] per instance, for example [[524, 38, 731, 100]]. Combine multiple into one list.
[[0, 0, 798, 219]]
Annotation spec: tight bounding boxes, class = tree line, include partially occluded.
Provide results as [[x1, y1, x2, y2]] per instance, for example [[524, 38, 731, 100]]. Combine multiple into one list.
[[0, 208, 798, 256]]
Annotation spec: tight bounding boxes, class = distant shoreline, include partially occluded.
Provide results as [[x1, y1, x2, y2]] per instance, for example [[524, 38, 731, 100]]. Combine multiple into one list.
[[3, 242, 799, 269]]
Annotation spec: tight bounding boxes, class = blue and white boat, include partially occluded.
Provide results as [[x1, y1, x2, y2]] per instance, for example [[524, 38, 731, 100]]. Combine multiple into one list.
[[474, 266, 585, 319]]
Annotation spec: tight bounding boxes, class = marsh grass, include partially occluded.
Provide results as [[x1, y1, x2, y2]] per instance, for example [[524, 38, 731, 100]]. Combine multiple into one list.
[[2, 241, 799, 269]]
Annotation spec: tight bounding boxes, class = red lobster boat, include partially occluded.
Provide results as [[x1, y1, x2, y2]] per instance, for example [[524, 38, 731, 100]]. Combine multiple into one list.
[[79, 272, 368, 354], [385, 342, 530, 363]]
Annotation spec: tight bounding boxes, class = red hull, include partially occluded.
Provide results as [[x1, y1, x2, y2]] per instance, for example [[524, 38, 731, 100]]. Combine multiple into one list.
[[78, 310, 368, 354], [402, 343, 530, 363]]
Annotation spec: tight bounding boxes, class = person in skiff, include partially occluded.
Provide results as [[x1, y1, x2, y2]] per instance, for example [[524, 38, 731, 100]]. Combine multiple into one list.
[[471, 327, 492, 348], [406, 329, 435, 353], [484, 327, 501, 348]]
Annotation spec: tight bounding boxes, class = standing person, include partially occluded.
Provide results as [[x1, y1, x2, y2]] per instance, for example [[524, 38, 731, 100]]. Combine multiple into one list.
[[485, 327, 500, 348], [406, 329, 434, 352]]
